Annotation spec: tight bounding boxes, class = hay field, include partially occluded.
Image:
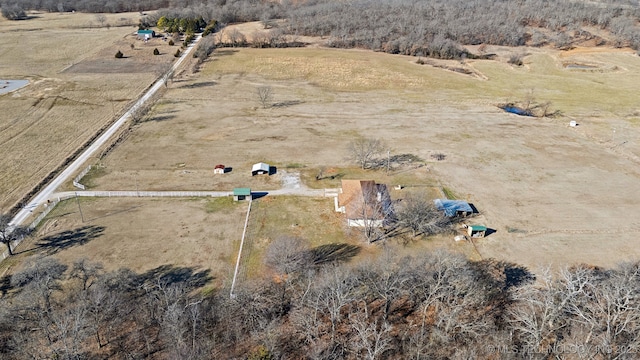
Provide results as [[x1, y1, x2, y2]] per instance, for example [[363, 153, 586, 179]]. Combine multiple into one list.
[[0, 11, 175, 211], [84, 42, 640, 270]]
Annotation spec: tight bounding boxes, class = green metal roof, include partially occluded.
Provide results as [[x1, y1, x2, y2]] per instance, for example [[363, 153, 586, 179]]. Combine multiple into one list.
[[138, 29, 154, 34], [233, 188, 251, 196], [469, 225, 487, 231]]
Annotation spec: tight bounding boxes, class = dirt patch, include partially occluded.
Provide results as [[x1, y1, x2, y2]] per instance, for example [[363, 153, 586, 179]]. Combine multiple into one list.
[[64, 33, 178, 74], [280, 170, 303, 189]]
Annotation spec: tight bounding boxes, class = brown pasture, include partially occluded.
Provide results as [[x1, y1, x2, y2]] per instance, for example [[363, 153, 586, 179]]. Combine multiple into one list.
[[88, 40, 640, 271], [0, 11, 176, 211], [9, 197, 246, 288], [5, 16, 640, 276]]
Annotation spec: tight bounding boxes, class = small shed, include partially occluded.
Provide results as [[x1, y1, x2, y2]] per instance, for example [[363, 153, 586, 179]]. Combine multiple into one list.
[[214, 164, 226, 174], [137, 29, 155, 40], [467, 225, 487, 238], [251, 162, 270, 176], [233, 188, 251, 201], [434, 199, 474, 217]]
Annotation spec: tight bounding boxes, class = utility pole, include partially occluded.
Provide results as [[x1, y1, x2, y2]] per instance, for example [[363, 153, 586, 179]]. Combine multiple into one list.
[[75, 192, 84, 222]]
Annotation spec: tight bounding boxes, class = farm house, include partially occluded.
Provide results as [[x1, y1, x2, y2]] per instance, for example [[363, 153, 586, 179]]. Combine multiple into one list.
[[336, 180, 391, 227]]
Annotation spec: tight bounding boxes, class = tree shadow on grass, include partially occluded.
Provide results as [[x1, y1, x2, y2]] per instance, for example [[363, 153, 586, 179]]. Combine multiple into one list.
[[272, 100, 303, 108], [143, 114, 176, 122], [178, 81, 217, 89], [32, 225, 105, 255], [213, 49, 239, 57], [504, 264, 536, 289], [472, 259, 535, 292], [0, 274, 11, 298], [308, 243, 361, 265], [138, 264, 212, 290]]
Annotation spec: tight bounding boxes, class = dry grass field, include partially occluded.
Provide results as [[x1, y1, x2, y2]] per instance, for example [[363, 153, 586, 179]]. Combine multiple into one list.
[[6, 197, 247, 287], [0, 11, 177, 211], [85, 35, 640, 271], [6, 16, 640, 277]]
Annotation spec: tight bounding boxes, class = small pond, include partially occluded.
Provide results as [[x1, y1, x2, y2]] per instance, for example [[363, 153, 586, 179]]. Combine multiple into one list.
[[0, 80, 29, 95], [500, 105, 533, 117]]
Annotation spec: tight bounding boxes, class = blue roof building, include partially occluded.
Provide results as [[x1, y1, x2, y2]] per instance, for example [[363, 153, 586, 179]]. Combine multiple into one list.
[[434, 199, 473, 217]]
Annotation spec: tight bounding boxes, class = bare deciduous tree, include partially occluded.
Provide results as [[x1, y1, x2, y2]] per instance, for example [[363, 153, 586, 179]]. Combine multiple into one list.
[[508, 267, 590, 354], [316, 266, 359, 340], [256, 86, 273, 108], [50, 301, 89, 359], [0, 214, 30, 256], [348, 305, 393, 360], [357, 251, 409, 319], [227, 29, 246, 47], [193, 36, 216, 64], [265, 236, 311, 276], [395, 193, 454, 237], [94, 13, 107, 27], [69, 258, 104, 291], [348, 138, 386, 170], [12, 257, 68, 311]]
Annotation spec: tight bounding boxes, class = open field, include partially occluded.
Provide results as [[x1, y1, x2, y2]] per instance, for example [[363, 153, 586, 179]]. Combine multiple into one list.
[[5, 197, 247, 286], [80, 41, 640, 271], [0, 11, 177, 211], [3, 194, 403, 287]]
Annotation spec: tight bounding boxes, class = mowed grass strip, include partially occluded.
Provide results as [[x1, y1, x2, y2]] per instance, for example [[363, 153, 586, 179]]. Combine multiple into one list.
[[239, 196, 348, 279]]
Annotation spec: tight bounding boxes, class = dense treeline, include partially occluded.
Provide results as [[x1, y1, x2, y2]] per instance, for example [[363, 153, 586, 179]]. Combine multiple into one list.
[[0, 0, 282, 23], [3, 0, 640, 56], [2, 240, 640, 359], [285, 0, 640, 57], [0, 0, 172, 13]]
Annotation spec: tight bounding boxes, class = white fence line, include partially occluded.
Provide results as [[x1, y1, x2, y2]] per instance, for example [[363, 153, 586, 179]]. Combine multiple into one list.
[[324, 188, 340, 197], [28, 200, 59, 231], [73, 165, 92, 190], [73, 191, 233, 198], [230, 198, 253, 298]]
